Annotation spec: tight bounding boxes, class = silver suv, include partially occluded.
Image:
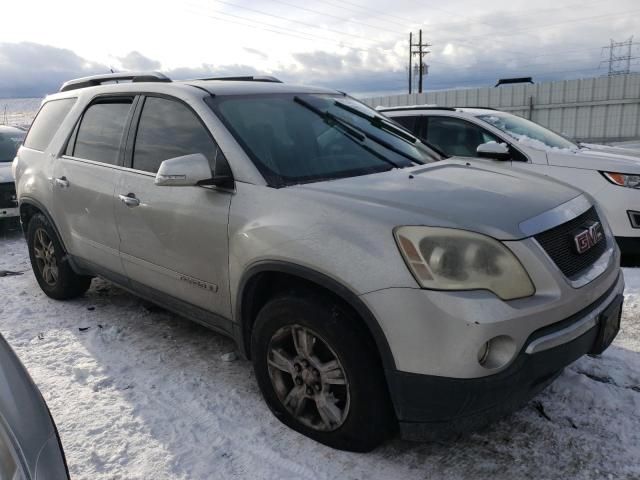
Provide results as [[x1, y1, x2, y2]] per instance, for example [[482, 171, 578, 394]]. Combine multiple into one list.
[[13, 72, 624, 452]]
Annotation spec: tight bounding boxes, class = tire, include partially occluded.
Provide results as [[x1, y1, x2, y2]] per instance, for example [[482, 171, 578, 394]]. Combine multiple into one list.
[[26, 213, 91, 300], [251, 292, 396, 452]]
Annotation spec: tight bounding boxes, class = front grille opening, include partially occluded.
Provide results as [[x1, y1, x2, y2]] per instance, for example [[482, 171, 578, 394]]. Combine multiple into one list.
[[0, 183, 17, 209], [534, 207, 607, 278]]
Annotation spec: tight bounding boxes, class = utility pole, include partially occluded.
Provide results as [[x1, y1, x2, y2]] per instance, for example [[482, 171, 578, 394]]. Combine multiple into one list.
[[601, 37, 639, 76], [408, 32, 412, 94], [408, 29, 431, 93]]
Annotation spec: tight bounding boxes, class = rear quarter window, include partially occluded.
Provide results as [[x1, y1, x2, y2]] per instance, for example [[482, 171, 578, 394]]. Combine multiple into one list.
[[23, 98, 76, 151]]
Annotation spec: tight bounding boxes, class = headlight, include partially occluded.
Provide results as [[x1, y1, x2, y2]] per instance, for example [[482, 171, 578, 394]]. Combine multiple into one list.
[[394, 227, 535, 300], [602, 172, 640, 188]]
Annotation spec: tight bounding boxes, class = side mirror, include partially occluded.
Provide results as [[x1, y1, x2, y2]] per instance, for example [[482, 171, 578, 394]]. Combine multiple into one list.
[[476, 142, 511, 161], [155, 153, 212, 186]]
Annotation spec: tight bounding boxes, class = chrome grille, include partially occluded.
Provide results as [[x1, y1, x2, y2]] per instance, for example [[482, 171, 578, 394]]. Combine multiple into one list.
[[534, 207, 607, 278]]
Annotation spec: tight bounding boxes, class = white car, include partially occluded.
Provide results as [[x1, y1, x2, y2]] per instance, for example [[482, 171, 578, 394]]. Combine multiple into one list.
[[380, 106, 640, 257], [0, 126, 26, 225]]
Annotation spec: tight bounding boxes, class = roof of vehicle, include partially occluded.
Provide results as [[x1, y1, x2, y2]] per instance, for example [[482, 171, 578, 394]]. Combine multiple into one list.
[[183, 79, 337, 96], [379, 105, 499, 115], [56, 71, 339, 97]]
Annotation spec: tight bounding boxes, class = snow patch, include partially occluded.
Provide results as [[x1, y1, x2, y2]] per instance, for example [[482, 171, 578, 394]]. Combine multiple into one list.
[[1, 230, 639, 478]]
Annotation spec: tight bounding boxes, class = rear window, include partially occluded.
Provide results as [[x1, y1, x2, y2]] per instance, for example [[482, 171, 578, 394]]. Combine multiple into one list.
[[70, 99, 133, 165], [23, 98, 76, 151]]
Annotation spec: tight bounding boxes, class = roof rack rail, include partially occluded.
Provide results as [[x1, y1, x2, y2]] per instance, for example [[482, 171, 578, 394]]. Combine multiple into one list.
[[377, 105, 457, 112], [196, 75, 283, 83], [59, 72, 171, 92]]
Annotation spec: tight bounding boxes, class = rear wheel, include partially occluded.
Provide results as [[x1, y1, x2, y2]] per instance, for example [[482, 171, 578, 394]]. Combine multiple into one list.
[[251, 293, 395, 452], [27, 213, 91, 299]]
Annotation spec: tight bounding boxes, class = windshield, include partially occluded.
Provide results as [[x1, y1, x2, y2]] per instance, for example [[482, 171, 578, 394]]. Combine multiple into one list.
[[207, 93, 439, 186], [0, 129, 26, 162], [476, 112, 578, 151]]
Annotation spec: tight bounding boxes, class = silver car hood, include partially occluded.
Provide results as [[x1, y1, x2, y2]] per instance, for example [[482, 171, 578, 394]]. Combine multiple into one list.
[[547, 148, 640, 172], [300, 161, 583, 240], [580, 143, 640, 159]]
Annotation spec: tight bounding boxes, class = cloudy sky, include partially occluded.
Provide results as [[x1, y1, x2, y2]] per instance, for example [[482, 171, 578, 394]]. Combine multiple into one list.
[[1, 0, 639, 98]]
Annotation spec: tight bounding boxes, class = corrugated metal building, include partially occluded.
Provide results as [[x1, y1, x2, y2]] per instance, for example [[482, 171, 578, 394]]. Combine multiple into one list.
[[362, 73, 640, 143]]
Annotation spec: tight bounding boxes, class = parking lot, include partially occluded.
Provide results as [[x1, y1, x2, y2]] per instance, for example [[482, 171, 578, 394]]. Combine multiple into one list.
[[1, 228, 639, 479]]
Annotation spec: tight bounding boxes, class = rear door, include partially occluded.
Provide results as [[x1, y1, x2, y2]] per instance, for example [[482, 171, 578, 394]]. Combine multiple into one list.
[[114, 94, 232, 320], [51, 96, 136, 276]]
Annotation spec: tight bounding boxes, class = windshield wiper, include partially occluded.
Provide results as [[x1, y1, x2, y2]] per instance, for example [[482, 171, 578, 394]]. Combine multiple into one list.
[[333, 101, 417, 143], [294, 96, 402, 169], [295, 96, 425, 166]]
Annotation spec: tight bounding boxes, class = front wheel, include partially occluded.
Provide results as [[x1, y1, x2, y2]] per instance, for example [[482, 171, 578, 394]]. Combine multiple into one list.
[[27, 213, 91, 299], [251, 293, 395, 452]]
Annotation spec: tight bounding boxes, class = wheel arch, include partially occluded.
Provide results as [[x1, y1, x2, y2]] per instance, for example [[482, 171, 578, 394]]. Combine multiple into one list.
[[19, 198, 65, 245], [235, 261, 397, 372]]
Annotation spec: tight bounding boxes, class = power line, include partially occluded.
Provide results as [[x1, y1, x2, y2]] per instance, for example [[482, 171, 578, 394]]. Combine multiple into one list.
[[185, 2, 385, 49], [184, 6, 368, 51], [445, 8, 640, 43], [265, 0, 402, 34], [317, 0, 416, 24], [307, 0, 410, 28], [189, 0, 386, 44]]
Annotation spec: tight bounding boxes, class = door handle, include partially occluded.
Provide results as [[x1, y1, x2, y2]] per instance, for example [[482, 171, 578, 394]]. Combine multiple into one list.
[[53, 176, 69, 189], [119, 193, 140, 207]]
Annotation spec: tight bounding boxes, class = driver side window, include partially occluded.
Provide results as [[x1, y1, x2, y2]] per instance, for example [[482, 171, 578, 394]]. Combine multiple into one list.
[[132, 96, 220, 174], [423, 116, 500, 157]]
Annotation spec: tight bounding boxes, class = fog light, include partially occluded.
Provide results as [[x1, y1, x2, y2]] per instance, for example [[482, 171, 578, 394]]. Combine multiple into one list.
[[477, 335, 517, 369]]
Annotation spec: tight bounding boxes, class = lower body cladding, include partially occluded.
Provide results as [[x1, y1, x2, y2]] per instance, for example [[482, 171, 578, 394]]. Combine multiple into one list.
[[361, 267, 624, 441]]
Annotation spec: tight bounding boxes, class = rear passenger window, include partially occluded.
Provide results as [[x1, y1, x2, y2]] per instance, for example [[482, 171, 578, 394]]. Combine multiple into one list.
[[23, 98, 76, 151], [425, 116, 501, 157], [132, 97, 217, 174], [71, 99, 133, 165], [392, 116, 416, 132]]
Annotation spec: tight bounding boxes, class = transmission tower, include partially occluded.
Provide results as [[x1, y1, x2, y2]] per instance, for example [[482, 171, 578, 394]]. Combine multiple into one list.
[[601, 36, 640, 76], [408, 30, 431, 94]]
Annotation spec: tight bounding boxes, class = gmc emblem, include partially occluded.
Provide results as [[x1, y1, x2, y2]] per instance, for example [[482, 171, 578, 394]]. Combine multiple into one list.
[[573, 221, 604, 254]]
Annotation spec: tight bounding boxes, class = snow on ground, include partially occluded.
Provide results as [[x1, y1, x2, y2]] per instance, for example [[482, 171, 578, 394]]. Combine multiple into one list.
[[1, 229, 639, 480]]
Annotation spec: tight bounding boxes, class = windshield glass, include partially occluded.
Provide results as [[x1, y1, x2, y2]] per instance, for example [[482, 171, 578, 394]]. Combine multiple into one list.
[[207, 93, 439, 186], [476, 112, 578, 151], [0, 129, 26, 162]]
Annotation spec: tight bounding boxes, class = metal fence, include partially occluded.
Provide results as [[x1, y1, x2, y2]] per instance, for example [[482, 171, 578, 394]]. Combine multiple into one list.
[[362, 73, 640, 143]]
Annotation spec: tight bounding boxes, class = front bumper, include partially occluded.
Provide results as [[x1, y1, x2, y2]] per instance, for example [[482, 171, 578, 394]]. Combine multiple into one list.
[[387, 280, 623, 440]]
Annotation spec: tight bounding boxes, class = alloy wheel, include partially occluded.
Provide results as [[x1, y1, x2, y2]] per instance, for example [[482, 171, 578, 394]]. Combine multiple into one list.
[[266, 324, 350, 432], [33, 228, 58, 286]]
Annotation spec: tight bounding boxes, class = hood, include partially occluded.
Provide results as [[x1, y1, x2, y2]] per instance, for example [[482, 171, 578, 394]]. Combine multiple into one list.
[[580, 143, 640, 159], [0, 162, 14, 183], [300, 161, 583, 240], [546, 147, 640, 173]]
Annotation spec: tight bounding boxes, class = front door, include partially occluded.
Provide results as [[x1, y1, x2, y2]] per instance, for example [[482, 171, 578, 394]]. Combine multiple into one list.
[[114, 95, 232, 318]]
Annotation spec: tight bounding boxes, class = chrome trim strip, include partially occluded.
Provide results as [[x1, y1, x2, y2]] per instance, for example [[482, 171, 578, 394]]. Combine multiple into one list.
[[525, 313, 598, 354], [519, 194, 591, 237], [61, 156, 156, 177], [525, 274, 622, 354]]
